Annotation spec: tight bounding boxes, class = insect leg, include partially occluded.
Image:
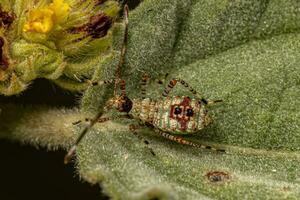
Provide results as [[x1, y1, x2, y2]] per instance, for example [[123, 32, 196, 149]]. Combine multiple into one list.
[[129, 124, 155, 156], [80, 3, 129, 90], [79, 75, 114, 87], [72, 116, 121, 126], [65, 5, 130, 164], [141, 73, 150, 99], [65, 114, 133, 164], [155, 129, 226, 153], [64, 110, 106, 164], [119, 79, 127, 96], [114, 4, 129, 96], [206, 99, 223, 105], [80, 75, 127, 96], [156, 73, 169, 85], [162, 78, 198, 97], [162, 78, 223, 104]]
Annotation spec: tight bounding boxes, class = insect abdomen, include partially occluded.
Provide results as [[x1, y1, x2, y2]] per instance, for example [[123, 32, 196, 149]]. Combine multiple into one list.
[[131, 97, 208, 134]]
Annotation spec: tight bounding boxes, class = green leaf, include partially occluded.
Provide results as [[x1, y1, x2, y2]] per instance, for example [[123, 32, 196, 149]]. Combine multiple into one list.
[[1, 0, 299, 199], [76, 0, 300, 199]]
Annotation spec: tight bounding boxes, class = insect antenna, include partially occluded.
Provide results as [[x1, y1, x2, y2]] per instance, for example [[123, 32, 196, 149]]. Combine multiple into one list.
[[114, 4, 129, 96], [64, 4, 130, 164]]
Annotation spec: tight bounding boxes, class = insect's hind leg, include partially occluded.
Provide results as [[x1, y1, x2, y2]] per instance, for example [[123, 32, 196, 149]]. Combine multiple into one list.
[[129, 124, 156, 156], [155, 129, 225, 153], [72, 115, 132, 126]]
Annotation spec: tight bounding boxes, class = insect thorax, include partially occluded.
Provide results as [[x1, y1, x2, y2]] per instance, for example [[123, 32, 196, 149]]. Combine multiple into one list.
[[130, 96, 210, 134]]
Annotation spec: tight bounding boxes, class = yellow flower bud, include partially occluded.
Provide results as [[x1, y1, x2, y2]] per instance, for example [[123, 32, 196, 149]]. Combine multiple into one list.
[[49, 0, 70, 23], [23, 8, 54, 33], [23, 0, 70, 34]]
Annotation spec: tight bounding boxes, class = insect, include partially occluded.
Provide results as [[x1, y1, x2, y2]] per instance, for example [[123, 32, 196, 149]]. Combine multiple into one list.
[[64, 5, 225, 164]]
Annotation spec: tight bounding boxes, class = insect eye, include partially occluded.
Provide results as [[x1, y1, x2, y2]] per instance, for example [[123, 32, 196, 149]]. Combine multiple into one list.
[[186, 108, 194, 117], [174, 107, 182, 115]]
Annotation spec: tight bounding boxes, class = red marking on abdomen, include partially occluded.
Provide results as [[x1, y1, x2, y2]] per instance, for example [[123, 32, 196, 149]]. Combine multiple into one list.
[[170, 97, 191, 131]]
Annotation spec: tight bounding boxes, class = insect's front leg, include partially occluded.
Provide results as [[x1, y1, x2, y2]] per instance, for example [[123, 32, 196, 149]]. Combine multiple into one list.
[[129, 124, 155, 156], [65, 5, 130, 164], [162, 77, 223, 105], [162, 78, 198, 97]]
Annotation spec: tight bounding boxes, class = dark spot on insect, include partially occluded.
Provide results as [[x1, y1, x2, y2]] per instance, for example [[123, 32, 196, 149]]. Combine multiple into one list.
[[144, 140, 149, 145], [205, 146, 212, 149], [205, 171, 230, 184], [119, 95, 133, 113], [200, 98, 208, 105], [186, 108, 194, 117], [145, 122, 155, 128], [72, 120, 82, 125], [70, 13, 112, 39], [170, 97, 191, 131], [174, 107, 182, 115], [150, 149, 156, 156], [0, 37, 9, 70], [217, 149, 226, 153], [157, 80, 163, 84], [0, 8, 15, 28]]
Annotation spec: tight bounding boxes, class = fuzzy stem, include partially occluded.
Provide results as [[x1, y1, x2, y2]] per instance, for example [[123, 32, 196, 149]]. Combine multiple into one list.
[[0, 104, 81, 149]]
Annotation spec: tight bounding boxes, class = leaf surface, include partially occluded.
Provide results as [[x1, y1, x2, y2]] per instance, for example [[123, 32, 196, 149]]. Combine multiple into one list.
[[77, 0, 300, 199]]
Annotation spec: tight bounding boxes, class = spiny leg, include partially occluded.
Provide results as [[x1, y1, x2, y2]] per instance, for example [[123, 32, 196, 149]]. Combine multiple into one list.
[[72, 115, 132, 126], [155, 129, 226, 153], [141, 73, 150, 99], [162, 78, 222, 104], [119, 79, 127, 96], [79, 1, 127, 98], [162, 78, 197, 97], [156, 73, 169, 85], [80, 75, 126, 96], [64, 111, 106, 164], [80, 2, 129, 92], [199, 98, 223, 106], [129, 124, 155, 156]]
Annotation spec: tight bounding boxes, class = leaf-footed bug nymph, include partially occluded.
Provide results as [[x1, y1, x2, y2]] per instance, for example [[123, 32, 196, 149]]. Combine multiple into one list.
[[64, 5, 225, 164]]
